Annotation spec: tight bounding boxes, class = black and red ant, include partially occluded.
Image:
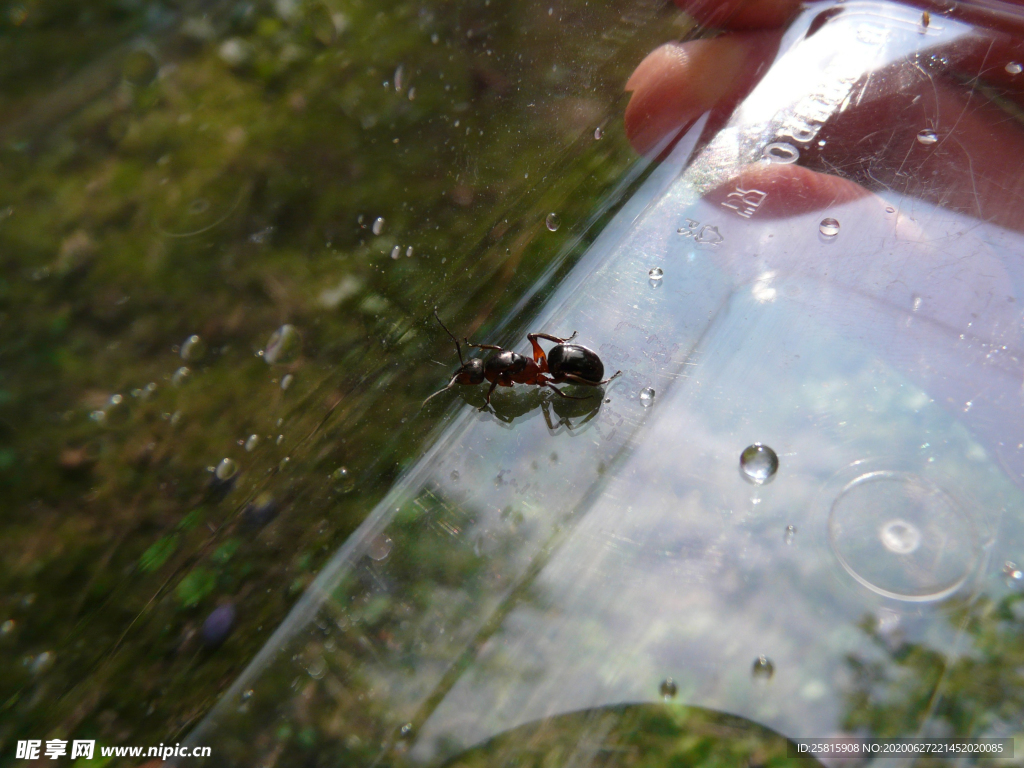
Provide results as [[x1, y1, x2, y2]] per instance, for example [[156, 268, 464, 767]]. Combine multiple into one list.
[[423, 311, 621, 407]]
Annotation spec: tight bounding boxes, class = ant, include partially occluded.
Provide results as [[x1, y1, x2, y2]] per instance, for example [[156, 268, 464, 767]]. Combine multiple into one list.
[[423, 311, 621, 407]]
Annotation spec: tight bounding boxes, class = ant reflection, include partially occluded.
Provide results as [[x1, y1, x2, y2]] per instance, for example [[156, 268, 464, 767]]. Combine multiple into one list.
[[454, 385, 606, 434]]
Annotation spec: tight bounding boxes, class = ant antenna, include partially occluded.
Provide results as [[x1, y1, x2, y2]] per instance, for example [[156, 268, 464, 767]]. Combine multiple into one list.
[[433, 309, 465, 366], [421, 375, 459, 409]]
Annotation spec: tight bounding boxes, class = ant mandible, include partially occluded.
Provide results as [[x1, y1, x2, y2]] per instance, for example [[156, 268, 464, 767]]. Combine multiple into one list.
[[423, 311, 621, 407]]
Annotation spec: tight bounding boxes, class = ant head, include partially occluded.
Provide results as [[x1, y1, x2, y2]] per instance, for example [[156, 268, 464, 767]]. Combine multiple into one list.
[[454, 358, 485, 385]]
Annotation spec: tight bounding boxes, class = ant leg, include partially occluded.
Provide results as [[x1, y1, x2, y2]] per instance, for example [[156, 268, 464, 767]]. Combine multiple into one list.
[[540, 400, 557, 431], [464, 340, 504, 352], [483, 379, 499, 405], [528, 331, 577, 342], [544, 383, 590, 400]]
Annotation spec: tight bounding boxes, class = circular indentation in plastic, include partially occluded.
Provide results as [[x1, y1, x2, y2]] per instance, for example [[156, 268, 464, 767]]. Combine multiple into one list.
[[828, 470, 978, 601], [763, 141, 799, 164]]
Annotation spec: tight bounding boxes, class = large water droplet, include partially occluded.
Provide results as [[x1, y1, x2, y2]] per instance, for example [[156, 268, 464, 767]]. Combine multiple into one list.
[[648, 267, 664, 287], [1007, 61, 1023, 75], [594, 126, 604, 140], [368, 534, 393, 561], [784, 525, 797, 544], [390, 245, 401, 259], [752, 655, 775, 681], [917, 129, 938, 145], [545, 213, 561, 232], [264, 324, 301, 365], [659, 678, 678, 699], [739, 444, 779, 485], [372, 217, 385, 235], [244, 434, 259, 452], [216, 458, 238, 481], [818, 217, 840, 237], [180, 334, 207, 362], [639, 387, 655, 407]]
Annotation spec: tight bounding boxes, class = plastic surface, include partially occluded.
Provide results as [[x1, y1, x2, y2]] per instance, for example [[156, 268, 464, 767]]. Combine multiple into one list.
[[186, 1, 1024, 764]]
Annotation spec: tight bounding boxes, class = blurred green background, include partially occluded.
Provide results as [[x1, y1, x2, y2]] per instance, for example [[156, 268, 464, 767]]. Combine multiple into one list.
[[3, 0, 1024, 765], [0, 0, 695, 758]]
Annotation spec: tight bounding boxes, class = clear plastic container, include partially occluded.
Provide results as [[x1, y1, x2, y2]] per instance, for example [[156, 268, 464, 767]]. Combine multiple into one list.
[[186, 0, 1024, 764]]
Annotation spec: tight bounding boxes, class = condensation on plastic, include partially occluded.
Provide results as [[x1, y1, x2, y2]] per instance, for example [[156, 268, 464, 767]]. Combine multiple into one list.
[[187, 1, 1024, 764]]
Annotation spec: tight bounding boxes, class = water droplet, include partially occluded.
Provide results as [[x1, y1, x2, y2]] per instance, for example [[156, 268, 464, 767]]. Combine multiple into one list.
[[431, 33, 439, 44], [752, 655, 775, 681], [216, 458, 238, 481], [372, 217, 385, 235], [123, 49, 159, 86], [368, 534, 393, 561], [30, 651, 55, 675], [879, 519, 921, 554], [639, 387, 655, 407], [450, 469, 460, 483], [763, 141, 800, 164], [739, 444, 779, 485], [245, 434, 259, 452], [180, 334, 207, 362], [818, 217, 840, 237], [405, 246, 414, 258], [307, 656, 327, 679], [659, 678, 678, 699], [241, 689, 254, 701], [172, 366, 191, 386], [332, 466, 355, 492], [393, 64, 405, 93], [784, 525, 797, 544], [407, 87, 416, 101], [390, 245, 401, 259], [281, 374, 294, 390], [1006, 61, 1023, 75], [545, 212, 561, 232], [885, 205, 895, 214], [648, 267, 664, 286], [0, 619, 14, 636], [400, 723, 413, 736], [202, 603, 236, 648], [264, 324, 301, 365], [594, 126, 604, 140], [1002, 561, 1023, 586], [916, 129, 938, 145], [90, 410, 106, 423], [912, 295, 923, 311]]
